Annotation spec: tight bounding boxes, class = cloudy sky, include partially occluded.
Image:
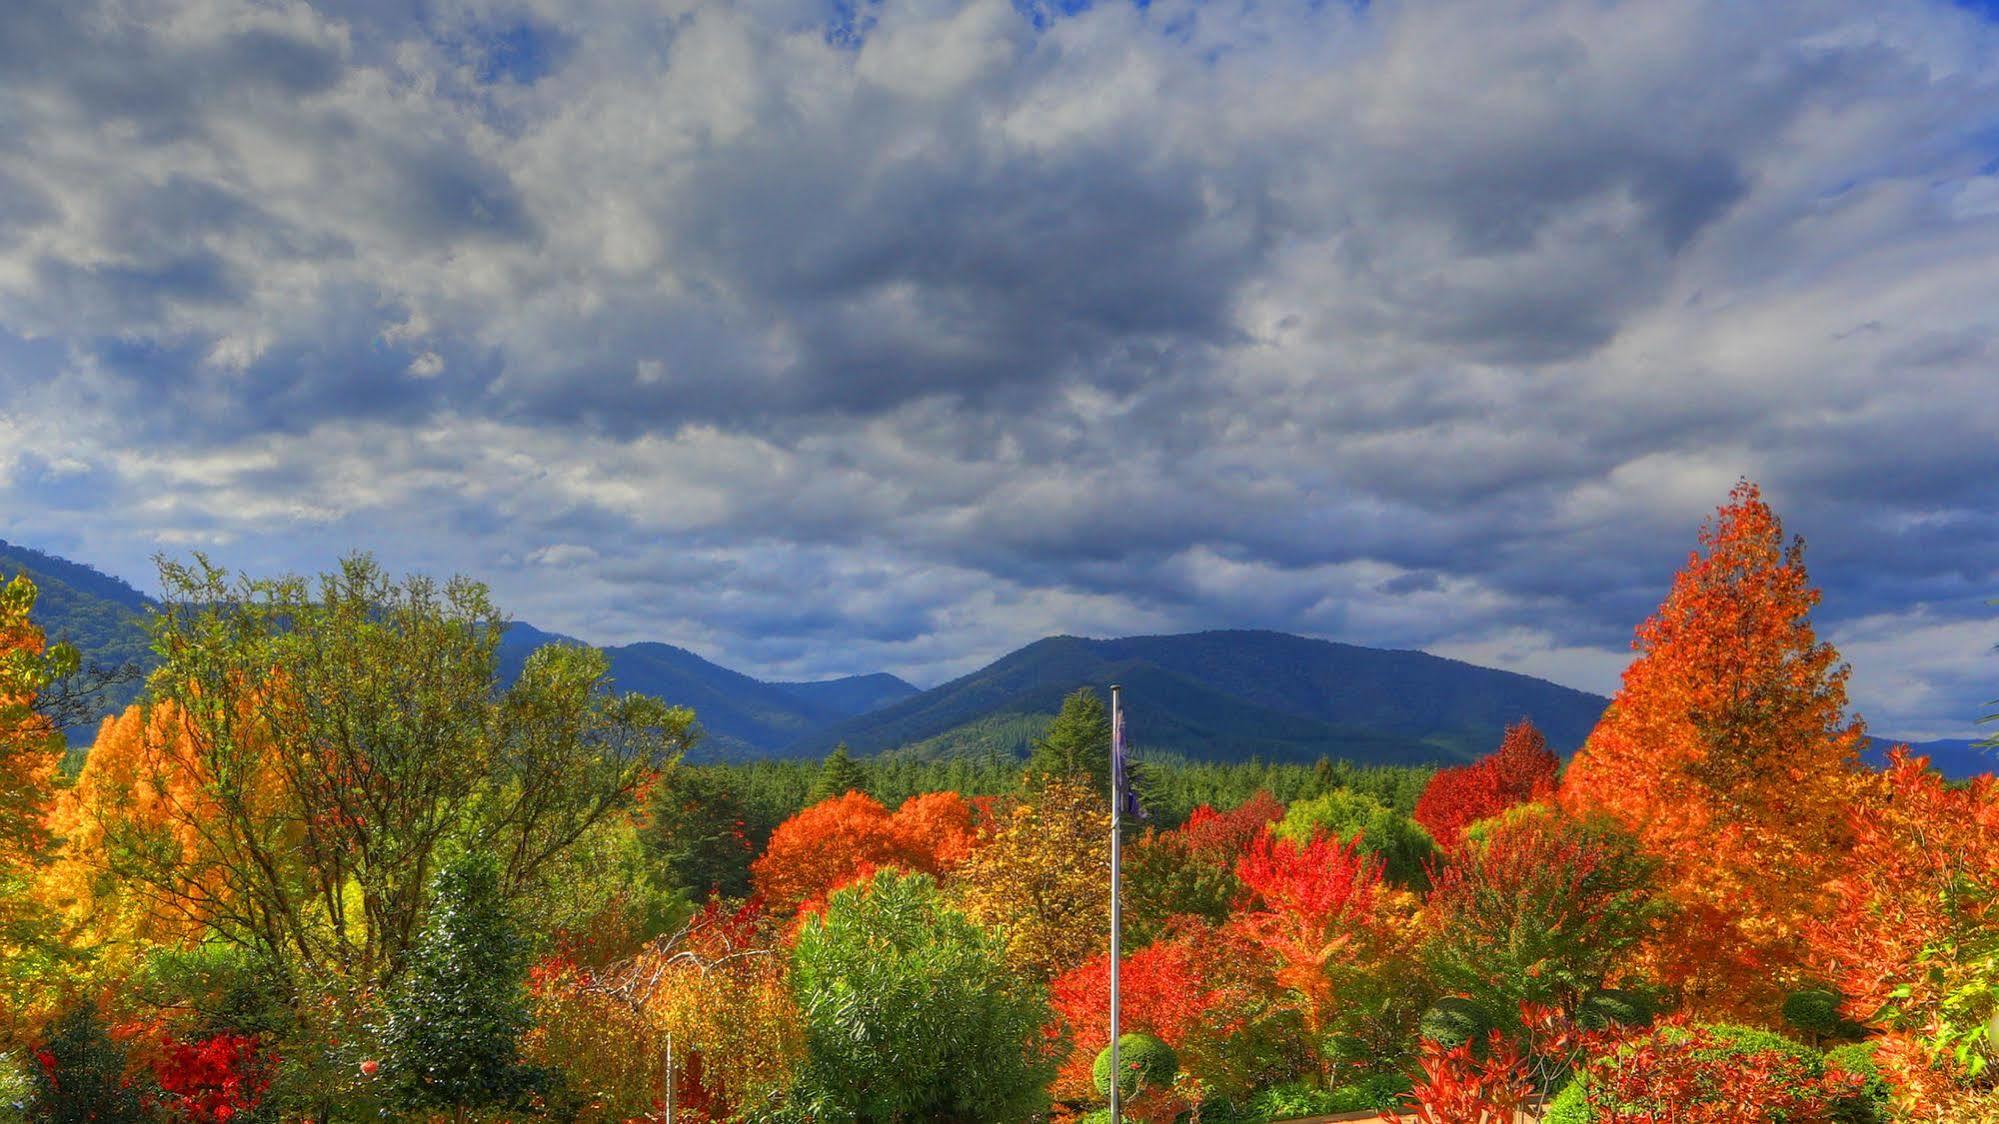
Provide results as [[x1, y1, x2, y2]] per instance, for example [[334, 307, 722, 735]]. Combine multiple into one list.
[[1, 0, 1995, 737]]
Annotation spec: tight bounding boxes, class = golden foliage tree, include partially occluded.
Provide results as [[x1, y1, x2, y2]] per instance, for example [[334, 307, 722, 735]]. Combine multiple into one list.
[[950, 779, 1110, 981], [1561, 481, 1865, 1016], [0, 573, 71, 1036]]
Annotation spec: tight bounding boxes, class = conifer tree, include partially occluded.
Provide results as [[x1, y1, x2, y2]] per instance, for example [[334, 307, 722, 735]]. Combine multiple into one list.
[[1024, 687, 1111, 793], [378, 850, 544, 1119], [808, 743, 868, 803]]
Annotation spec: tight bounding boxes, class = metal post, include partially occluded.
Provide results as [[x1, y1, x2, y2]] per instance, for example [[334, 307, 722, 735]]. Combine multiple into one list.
[[664, 1032, 675, 1124], [1108, 683, 1123, 1123]]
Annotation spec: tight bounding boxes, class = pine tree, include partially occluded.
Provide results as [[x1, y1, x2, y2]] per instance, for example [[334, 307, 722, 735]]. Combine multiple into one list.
[[808, 743, 868, 803], [1024, 688, 1111, 793], [378, 850, 544, 1119]]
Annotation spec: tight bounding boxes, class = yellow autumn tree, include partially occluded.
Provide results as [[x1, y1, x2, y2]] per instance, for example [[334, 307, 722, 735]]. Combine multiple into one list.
[[950, 779, 1110, 981], [1561, 481, 1866, 1018], [0, 572, 71, 1038]]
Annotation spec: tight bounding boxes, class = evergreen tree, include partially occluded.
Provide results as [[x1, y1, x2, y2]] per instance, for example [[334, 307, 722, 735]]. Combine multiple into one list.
[[644, 766, 758, 898], [377, 851, 544, 1119], [1024, 687, 1111, 793], [26, 1004, 144, 1123], [808, 743, 868, 803]]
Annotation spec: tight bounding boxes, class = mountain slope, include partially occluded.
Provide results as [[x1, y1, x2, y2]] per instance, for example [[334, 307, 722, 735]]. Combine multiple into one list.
[[498, 624, 917, 758], [0, 539, 157, 717], [791, 630, 1612, 767]]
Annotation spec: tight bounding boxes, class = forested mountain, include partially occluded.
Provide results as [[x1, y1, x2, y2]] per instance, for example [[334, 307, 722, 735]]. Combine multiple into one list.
[[0, 539, 156, 719], [791, 631, 1612, 766]]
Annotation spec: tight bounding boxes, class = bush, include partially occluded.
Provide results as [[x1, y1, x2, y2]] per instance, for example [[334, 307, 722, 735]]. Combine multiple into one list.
[[1093, 1034, 1177, 1099], [1419, 996, 1493, 1050], [1784, 987, 1865, 1043], [1199, 1075, 1410, 1122], [1275, 790, 1435, 888], [26, 1005, 145, 1123], [1822, 1042, 1891, 1124], [790, 870, 1057, 1122], [1560, 1021, 1863, 1122]]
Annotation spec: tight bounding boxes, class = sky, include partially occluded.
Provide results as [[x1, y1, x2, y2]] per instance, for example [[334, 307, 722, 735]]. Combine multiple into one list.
[[0, 0, 1995, 739]]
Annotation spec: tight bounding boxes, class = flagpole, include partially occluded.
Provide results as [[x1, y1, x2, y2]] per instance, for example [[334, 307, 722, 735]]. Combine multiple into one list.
[[1108, 683, 1123, 1124]]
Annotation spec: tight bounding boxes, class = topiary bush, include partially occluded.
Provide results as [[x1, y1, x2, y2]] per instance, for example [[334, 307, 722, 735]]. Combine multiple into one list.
[[1093, 1033, 1177, 1100], [1783, 986, 1866, 1044]]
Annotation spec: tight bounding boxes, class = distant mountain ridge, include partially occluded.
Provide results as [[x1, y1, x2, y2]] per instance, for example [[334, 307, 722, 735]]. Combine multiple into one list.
[[2, 539, 1985, 775], [791, 631, 1613, 767]]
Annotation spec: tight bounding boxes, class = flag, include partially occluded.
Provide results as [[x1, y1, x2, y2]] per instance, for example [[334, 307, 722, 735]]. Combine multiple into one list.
[[1112, 690, 1145, 821]]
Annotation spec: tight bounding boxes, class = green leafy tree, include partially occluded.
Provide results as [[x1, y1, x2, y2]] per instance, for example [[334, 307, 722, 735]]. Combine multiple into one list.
[[117, 553, 696, 993], [790, 870, 1058, 1122], [807, 744, 868, 803], [377, 851, 544, 1120], [1024, 688, 1111, 793], [1275, 789, 1436, 889]]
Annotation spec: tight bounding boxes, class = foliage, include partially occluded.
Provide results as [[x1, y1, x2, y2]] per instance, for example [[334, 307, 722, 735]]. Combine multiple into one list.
[[1275, 789, 1435, 889], [1561, 481, 1867, 1018], [953, 780, 1110, 981], [1413, 720, 1558, 853], [0, 572, 70, 1030], [790, 870, 1057, 1122], [375, 850, 544, 1116], [27, 1004, 144, 1123], [643, 765, 759, 899], [749, 789, 982, 918], [1093, 1032, 1176, 1099], [1122, 793, 1282, 944], [807, 744, 868, 804], [1395, 1030, 1535, 1124], [1806, 748, 1999, 1101], [1421, 804, 1664, 1043], [1821, 1042, 1892, 1124], [1559, 1020, 1862, 1123], [1781, 987, 1864, 1044], [111, 554, 694, 995], [150, 1032, 274, 1123]]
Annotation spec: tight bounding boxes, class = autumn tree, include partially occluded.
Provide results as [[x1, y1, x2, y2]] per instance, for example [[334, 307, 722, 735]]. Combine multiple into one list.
[[952, 780, 1111, 980], [1275, 789, 1436, 889], [1421, 804, 1664, 1044], [749, 789, 982, 918], [1124, 793, 1284, 944], [0, 573, 73, 1033], [119, 554, 695, 994], [1414, 720, 1559, 853], [1560, 481, 1866, 1016]]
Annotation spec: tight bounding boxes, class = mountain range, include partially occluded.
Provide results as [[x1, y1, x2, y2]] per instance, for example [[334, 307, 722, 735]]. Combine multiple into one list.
[[3, 537, 1987, 775]]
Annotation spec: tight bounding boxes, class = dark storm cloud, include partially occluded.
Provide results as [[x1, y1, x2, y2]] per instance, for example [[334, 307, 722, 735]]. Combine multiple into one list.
[[0, 0, 1994, 735]]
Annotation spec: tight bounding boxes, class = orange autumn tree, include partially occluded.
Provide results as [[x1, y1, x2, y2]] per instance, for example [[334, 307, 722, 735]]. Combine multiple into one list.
[[0, 572, 72, 1036], [749, 789, 982, 918], [1561, 480, 1865, 1017]]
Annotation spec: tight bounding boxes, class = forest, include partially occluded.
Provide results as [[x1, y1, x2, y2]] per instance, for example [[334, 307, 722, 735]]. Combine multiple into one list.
[[0, 480, 1992, 1122]]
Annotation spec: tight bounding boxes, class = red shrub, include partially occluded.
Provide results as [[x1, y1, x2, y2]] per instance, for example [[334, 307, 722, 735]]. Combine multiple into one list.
[[151, 1033, 274, 1123], [1572, 1020, 1862, 1123], [1393, 1031, 1534, 1124]]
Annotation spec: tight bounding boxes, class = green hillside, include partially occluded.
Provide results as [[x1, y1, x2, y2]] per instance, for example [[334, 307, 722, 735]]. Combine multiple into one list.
[[792, 631, 1611, 767], [0, 538, 157, 725]]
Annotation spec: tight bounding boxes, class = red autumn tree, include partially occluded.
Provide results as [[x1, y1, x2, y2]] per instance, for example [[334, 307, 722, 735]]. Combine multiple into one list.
[[1046, 930, 1219, 1102], [1414, 721, 1559, 852], [1561, 481, 1866, 1018], [1226, 827, 1385, 1056], [749, 790, 984, 917], [1125, 792, 1286, 943]]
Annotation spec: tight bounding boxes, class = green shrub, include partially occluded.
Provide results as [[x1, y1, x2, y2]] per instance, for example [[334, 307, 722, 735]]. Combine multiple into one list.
[[1198, 1075, 1411, 1122], [1275, 790, 1436, 888], [1783, 986, 1866, 1043], [1576, 987, 1657, 1030], [26, 1005, 145, 1123], [1092, 1033, 1176, 1100], [790, 870, 1056, 1122], [1418, 995, 1493, 1049], [1824, 1041, 1892, 1124], [1541, 1078, 1588, 1124]]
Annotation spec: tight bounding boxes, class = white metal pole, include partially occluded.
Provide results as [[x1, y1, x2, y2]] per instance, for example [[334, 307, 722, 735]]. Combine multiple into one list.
[[1108, 683, 1123, 1123]]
